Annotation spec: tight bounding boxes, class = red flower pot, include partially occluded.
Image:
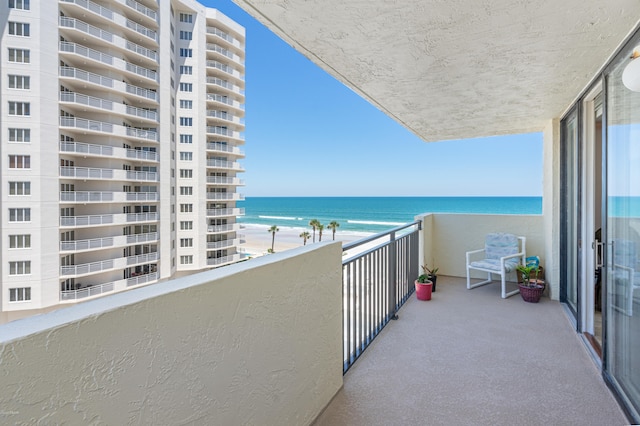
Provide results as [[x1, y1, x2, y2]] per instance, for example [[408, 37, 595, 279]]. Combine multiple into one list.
[[415, 280, 433, 301]]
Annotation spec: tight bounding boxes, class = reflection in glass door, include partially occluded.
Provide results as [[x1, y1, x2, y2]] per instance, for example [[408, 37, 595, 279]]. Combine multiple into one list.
[[561, 108, 580, 319], [605, 49, 640, 420]]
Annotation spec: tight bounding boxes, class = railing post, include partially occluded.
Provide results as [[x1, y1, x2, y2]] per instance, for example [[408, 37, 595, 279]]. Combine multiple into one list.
[[389, 231, 398, 320]]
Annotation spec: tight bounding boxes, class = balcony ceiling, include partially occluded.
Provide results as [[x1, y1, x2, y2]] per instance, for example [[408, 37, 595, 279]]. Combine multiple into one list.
[[232, 0, 640, 142]]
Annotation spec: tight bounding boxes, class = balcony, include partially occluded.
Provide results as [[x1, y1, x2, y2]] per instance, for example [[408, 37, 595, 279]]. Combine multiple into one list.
[[206, 208, 245, 217], [59, 67, 158, 103], [205, 192, 244, 201], [206, 254, 242, 267], [60, 271, 159, 301], [206, 60, 244, 81], [206, 93, 244, 111], [207, 223, 242, 233], [59, 92, 158, 123], [206, 159, 244, 171], [206, 238, 245, 250], [60, 141, 159, 162], [206, 176, 245, 186], [60, 251, 158, 277], [59, 191, 159, 203], [0, 216, 626, 423], [60, 232, 158, 253], [206, 25, 243, 49], [60, 212, 158, 228], [206, 126, 244, 141]]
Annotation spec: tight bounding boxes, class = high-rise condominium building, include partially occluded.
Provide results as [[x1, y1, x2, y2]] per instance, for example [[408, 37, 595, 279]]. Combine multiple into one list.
[[0, 0, 246, 321]]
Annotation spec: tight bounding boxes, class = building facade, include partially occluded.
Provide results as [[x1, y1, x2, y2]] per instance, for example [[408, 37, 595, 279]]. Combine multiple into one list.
[[0, 0, 245, 320]]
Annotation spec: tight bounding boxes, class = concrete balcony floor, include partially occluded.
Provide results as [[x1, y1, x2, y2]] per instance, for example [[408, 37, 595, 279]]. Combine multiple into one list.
[[315, 276, 627, 426]]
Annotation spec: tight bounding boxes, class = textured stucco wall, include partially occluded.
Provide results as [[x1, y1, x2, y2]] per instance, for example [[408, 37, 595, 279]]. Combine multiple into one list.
[[543, 119, 561, 301], [0, 243, 343, 425], [420, 213, 548, 295]]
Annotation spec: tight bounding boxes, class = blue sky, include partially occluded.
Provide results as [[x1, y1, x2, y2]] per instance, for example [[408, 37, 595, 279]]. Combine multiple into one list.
[[203, 0, 543, 197]]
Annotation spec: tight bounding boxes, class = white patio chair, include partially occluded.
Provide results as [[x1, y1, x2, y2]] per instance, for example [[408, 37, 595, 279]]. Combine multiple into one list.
[[611, 239, 640, 316], [466, 233, 526, 298]]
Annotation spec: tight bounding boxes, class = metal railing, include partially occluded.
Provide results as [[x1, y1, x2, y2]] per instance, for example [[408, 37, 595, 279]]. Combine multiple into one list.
[[125, 0, 157, 21], [61, 282, 115, 301], [127, 271, 158, 287], [60, 117, 113, 133], [60, 66, 114, 88], [342, 221, 421, 373]]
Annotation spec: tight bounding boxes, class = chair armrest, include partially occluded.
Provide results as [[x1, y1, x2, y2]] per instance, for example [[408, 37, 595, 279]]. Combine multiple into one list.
[[501, 251, 525, 261], [466, 248, 486, 263]]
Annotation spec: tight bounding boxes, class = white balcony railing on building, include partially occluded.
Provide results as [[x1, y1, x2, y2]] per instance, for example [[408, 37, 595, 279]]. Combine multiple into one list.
[[206, 127, 244, 140], [126, 232, 158, 244], [126, 192, 158, 201], [59, 16, 112, 42], [60, 117, 114, 133], [60, 91, 113, 111], [206, 60, 243, 80], [127, 252, 158, 266], [206, 208, 245, 217], [60, 166, 157, 182], [206, 176, 245, 185], [59, 141, 159, 162], [124, 40, 158, 62], [124, 0, 157, 21], [60, 252, 157, 276], [60, 0, 114, 20], [125, 18, 157, 41], [207, 254, 242, 267], [205, 94, 244, 110], [60, 191, 114, 203], [207, 223, 242, 233], [60, 41, 157, 82], [127, 271, 158, 287], [206, 238, 245, 250], [126, 127, 158, 141], [60, 236, 114, 252], [125, 105, 158, 121], [205, 143, 244, 156], [205, 193, 244, 201], [60, 282, 115, 301], [206, 26, 242, 48], [59, 67, 158, 102], [206, 159, 243, 170], [59, 212, 158, 227]]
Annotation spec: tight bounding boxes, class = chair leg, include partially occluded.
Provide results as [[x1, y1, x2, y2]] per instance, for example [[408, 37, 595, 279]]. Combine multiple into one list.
[[467, 270, 493, 290], [502, 271, 521, 299]]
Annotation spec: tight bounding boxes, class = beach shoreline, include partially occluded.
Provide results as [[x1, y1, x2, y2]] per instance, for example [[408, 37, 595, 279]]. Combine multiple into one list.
[[240, 223, 377, 258]]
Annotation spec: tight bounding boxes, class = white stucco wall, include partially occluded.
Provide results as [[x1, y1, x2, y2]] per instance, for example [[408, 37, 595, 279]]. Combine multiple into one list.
[[418, 213, 549, 295], [0, 243, 343, 425], [543, 119, 561, 301]]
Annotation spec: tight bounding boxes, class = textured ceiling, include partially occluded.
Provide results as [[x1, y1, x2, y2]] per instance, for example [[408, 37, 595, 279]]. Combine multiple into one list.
[[232, 0, 640, 142]]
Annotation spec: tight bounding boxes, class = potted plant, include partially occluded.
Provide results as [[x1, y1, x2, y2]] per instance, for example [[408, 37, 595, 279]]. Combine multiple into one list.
[[415, 273, 433, 301], [421, 264, 439, 292], [516, 256, 545, 303]]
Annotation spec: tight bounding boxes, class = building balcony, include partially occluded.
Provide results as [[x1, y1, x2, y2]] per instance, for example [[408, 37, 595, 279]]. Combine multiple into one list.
[[206, 60, 244, 82], [60, 212, 158, 228], [206, 126, 244, 142], [206, 254, 242, 267], [59, 17, 158, 66], [60, 141, 158, 163], [206, 43, 244, 68], [60, 166, 158, 182], [205, 142, 244, 156], [59, 0, 158, 43], [206, 25, 243, 50], [205, 193, 244, 201], [0, 214, 627, 423], [59, 41, 158, 83], [59, 92, 158, 124], [116, 0, 157, 26], [207, 223, 242, 233], [206, 238, 245, 250], [206, 109, 245, 127], [59, 117, 159, 142], [59, 271, 158, 302], [205, 208, 245, 217], [60, 251, 158, 277], [205, 78, 244, 97], [206, 159, 244, 171], [60, 232, 158, 253], [206, 176, 245, 186], [59, 67, 158, 104], [59, 191, 159, 203], [205, 93, 244, 112]]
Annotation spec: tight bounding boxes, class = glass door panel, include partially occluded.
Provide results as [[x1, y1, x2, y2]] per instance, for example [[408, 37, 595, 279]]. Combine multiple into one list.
[[605, 47, 640, 419]]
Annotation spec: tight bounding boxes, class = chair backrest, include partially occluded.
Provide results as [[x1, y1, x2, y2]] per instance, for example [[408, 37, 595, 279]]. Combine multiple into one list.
[[485, 233, 519, 260], [613, 239, 636, 268]]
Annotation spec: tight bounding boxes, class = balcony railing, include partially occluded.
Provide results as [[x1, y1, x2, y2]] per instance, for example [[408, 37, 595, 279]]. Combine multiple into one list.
[[60, 282, 115, 301], [342, 221, 421, 373], [60, 117, 114, 133], [124, 0, 157, 21], [59, 212, 158, 227], [207, 254, 242, 266], [60, 0, 114, 20], [206, 208, 245, 217], [206, 159, 243, 170], [206, 176, 245, 185], [207, 223, 242, 233], [205, 193, 244, 201], [206, 238, 245, 249], [205, 143, 244, 156], [127, 271, 158, 287]]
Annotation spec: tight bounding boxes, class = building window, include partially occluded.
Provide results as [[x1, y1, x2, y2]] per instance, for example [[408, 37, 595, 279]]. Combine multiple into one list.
[[179, 13, 193, 23], [9, 155, 30, 169], [179, 30, 192, 40], [179, 83, 193, 92], [8, 75, 30, 90], [179, 117, 193, 126], [179, 134, 193, 144], [9, 234, 31, 248], [9, 128, 30, 142], [179, 169, 193, 178], [180, 65, 192, 75], [179, 48, 192, 57], [180, 100, 193, 109], [180, 255, 193, 265], [8, 101, 30, 116], [180, 221, 193, 230], [8, 22, 30, 36], [179, 152, 193, 161], [179, 186, 193, 195], [180, 203, 193, 213], [9, 0, 30, 10], [9, 181, 30, 195], [9, 287, 31, 302], [180, 238, 193, 247], [9, 208, 30, 222], [8, 48, 29, 63], [9, 261, 31, 275]]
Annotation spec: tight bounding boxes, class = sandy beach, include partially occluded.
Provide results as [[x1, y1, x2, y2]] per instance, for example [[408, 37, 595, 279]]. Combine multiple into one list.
[[240, 223, 392, 259]]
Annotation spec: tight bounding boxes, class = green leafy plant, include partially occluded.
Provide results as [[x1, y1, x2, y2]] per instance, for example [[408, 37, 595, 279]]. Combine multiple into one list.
[[516, 263, 541, 288], [421, 264, 439, 278]]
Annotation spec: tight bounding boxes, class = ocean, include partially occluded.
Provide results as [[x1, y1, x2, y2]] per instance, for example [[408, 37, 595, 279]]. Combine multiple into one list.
[[238, 197, 542, 234]]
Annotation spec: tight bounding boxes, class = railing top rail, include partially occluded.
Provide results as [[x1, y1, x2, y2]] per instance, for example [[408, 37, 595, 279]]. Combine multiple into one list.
[[342, 220, 422, 252]]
